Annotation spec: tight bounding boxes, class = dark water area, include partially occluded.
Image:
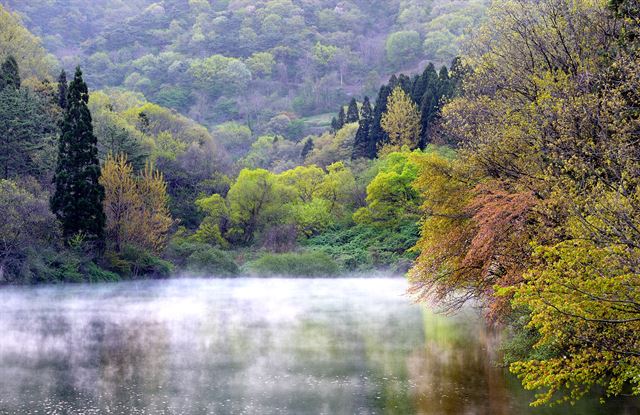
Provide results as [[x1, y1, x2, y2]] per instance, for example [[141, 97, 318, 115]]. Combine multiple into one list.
[[0, 278, 637, 414]]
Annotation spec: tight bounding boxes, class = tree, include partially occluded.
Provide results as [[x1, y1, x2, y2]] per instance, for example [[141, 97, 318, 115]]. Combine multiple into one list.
[[51, 67, 106, 245], [352, 96, 374, 159], [0, 179, 57, 283], [0, 80, 57, 179], [411, 63, 436, 104], [57, 70, 68, 109], [0, 55, 20, 90], [336, 106, 346, 130], [277, 165, 325, 203], [101, 153, 173, 255], [226, 169, 291, 244], [380, 87, 421, 153], [300, 137, 314, 159], [369, 84, 392, 157], [0, 5, 55, 79], [385, 31, 422, 68], [188, 55, 252, 99], [316, 161, 356, 217], [409, 0, 640, 405], [346, 98, 359, 123], [354, 150, 424, 227]]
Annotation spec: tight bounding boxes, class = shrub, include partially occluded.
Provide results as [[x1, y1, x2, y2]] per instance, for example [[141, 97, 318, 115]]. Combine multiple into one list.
[[106, 245, 173, 278], [247, 251, 339, 277], [85, 262, 120, 283], [167, 240, 239, 276], [305, 221, 419, 272]]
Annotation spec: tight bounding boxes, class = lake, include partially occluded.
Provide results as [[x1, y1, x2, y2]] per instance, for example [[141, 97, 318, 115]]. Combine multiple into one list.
[[0, 277, 637, 414]]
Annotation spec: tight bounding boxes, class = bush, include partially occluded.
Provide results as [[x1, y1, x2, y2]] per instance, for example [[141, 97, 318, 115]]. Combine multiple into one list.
[[17, 248, 121, 284], [85, 262, 120, 283], [167, 240, 239, 276], [305, 221, 419, 272], [106, 245, 173, 278], [246, 251, 339, 277]]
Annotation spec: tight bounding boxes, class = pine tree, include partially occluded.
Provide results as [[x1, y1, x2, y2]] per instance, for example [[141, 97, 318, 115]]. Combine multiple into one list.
[[352, 96, 374, 159], [337, 106, 346, 130], [57, 70, 68, 109], [301, 137, 314, 159], [51, 67, 106, 245], [0, 56, 20, 91], [346, 98, 359, 123]]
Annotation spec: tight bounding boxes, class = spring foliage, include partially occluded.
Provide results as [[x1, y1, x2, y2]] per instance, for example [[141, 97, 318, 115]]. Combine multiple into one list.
[[409, 0, 640, 405]]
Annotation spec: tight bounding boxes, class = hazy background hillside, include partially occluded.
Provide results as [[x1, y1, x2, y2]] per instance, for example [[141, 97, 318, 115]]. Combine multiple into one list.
[[3, 0, 487, 131]]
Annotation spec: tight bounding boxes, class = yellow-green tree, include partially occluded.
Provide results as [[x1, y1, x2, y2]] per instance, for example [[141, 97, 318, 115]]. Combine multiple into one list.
[[409, 0, 640, 405], [101, 153, 172, 255], [380, 86, 421, 154], [0, 5, 57, 79]]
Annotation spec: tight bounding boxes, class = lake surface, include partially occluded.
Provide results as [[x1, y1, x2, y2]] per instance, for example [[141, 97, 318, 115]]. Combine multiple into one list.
[[0, 277, 637, 415]]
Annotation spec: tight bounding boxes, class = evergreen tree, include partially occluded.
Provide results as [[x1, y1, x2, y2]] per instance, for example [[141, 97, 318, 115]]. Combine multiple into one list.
[[330, 116, 339, 133], [412, 63, 437, 104], [0, 56, 20, 91], [369, 84, 392, 155], [57, 70, 68, 109], [397, 73, 413, 94], [352, 96, 374, 159], [438, 66, 451, 95], [337, 106, 346, 130], [346, 98, 359, 123], [0, 84, 57, 179], [301, 137, 314, 159], [51, 67, 106, 245]]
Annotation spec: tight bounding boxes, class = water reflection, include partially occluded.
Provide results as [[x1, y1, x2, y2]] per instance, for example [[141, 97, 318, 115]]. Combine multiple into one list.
[[0, 278, 637, 414]]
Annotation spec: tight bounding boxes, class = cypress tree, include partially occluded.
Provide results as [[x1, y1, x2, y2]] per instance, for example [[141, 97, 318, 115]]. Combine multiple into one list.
[[346, 98, 359, 123], [369, 84, 392, 155], [397, 74, 413, 95], [57, 70, 68, 109], [352, 96, 374, 159], [301, 137, 314, 159], [412, 63, 437, 104], [330, 116, 339, 133], [51, 67, 106, 245], [0, 56, 20, 91], [438, 66, 451, 95], [337, 106, 346, 130]]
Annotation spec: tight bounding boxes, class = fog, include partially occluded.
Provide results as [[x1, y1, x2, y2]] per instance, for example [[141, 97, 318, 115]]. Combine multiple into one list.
[[0, 278, 636, 415]]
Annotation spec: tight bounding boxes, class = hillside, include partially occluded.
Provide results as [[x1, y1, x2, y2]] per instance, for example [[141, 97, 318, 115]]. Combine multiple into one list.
[[3, 0, 487, 131]]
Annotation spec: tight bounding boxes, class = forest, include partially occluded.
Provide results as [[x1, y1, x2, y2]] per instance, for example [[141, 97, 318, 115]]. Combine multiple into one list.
[[0, 0, 639, 409]]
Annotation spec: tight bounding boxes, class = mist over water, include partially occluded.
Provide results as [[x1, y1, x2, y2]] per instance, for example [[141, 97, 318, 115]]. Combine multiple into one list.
[[0, 277, 636, 414]]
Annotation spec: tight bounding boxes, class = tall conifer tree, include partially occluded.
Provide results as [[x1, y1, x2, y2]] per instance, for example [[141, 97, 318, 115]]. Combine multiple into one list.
[[368, 84, 392, 155], [51, 67, 105, 245], [346, 98, 359, 123], [336, 106, 346, 130], [301, 137, 314, 159], [352, 96, 374, 159], [57, 70, 68, 109]]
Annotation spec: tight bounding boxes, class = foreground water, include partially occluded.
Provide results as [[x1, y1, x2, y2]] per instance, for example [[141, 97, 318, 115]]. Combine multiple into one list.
[[0, 278, 637, 415]]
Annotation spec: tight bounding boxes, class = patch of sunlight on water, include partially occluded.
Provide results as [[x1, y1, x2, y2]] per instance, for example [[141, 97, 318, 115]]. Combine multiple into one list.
[[0, 277, 637, 414]]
